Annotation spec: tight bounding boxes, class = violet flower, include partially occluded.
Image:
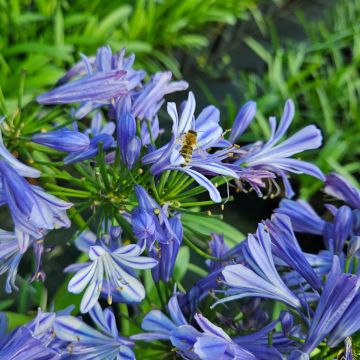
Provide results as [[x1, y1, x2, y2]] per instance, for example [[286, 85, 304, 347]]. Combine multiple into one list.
[[301, 256, 359, 355], [37, 69, 128, 105], [325, 172, 360, 210], [54, 302, 135, 359], [234, 100, 325, 198], [0, 160, 72, 239], [32, 128, 90, 152], [66, 230, 157, 313], [214, 223, 302, 310], [265, 213, 322, 291], [142, 92, 238, 202], [132, 185, 183, 282], [116, 110, 141, 169], [229, 100, 256, 144]]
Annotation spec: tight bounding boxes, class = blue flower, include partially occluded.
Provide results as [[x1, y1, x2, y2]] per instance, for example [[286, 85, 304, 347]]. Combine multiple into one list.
[[234, 317, 296, 359], [234, 100, 325, 198], [265, 213, 322, 291], [63, 133, 114, 164], [131, 71, 188, 121], [276, 199, 326, 235], [327, 292, 360, 347], [32, 128, 90, 152], [0, 307, 72, 359], [0, 326, 60, 360], [205, 233, 229, 272], [278, 196, 357, 258], [133, 291, 256, 360], [0, 160, 72, 239], [301, 256, 359, 354], [229, 100, 256, 143], [190, 313, 257, 360], [132, 185, 183, 282], [151, 215, 183, 282], [214, 223, 302, 310], [0, 313, 7, 338], [66, 233, 157, 313], [54, 302, 135, 359], [132, 289, 188, 342], [37, 69, 128, 105], [143, 92, 238, 202], [0, 228, 55, 292], [116, 111, 141, 169], [0, 229, 25, 292], [0, 130, 41, 178], [62, 111, 116, 164], [325, 173, 360, 210]]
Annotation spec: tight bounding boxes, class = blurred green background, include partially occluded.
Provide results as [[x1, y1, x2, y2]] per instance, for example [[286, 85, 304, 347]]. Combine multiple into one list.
[[1, 0, 360, 322]]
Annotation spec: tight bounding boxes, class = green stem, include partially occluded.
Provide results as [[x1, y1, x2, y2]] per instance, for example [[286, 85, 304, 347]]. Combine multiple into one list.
[[119, 303, 130, 336], [150, 176, 161, 203], [68, 207, 88, 229], [155, 282, 166, 310], [158, 170, 170, 196], [97, 142, 111, 191]]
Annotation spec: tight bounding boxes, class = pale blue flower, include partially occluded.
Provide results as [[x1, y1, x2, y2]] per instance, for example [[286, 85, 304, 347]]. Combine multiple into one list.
[[54, 302, 135, 359], [66, 238, 157, 313]]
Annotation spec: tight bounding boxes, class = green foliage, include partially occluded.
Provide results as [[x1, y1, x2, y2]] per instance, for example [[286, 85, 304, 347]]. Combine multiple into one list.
[[229, 0, 360, 197], [0, 0, 254, 103]]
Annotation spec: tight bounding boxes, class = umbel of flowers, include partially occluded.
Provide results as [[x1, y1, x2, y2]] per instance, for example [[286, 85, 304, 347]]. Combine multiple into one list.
[[0, 46, 359, 360]]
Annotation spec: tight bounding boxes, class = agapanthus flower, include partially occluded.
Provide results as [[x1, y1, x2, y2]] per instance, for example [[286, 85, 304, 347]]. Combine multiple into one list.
[[232, 99, 325, 198], [132, 185, 183, 282], [32, 128, 90, 152], [0, 326, 60, 360], [58, 111, 115, 164], [66, 228, 157, 313], [54, 302, 135, 359], [116, 110, 141, 170], [0, 129, 41, 178], [300, 256, 359, 355], [205, 233, 229, 272], [133, 291, 256, 359], [327, 292, 360, 347], [214, 223, 302, 310], [275, 198, 326, 235], [233, 315, 299, 359], [0, 312, 7, 338], [0, 160, 72, 238], [37, 69, 128, 105], [265, 214, 322, 291], [37, 46, 143, 111], [175, 313, 257, 360], [0, 307, 72, 359], [131, 70, 188, 121], [228, 100, 256, 144], [0, 227, 55, 292], [325, 172, 360, 210], [132, 289, 188, 342], [277, 182, 359, 261], [0, 228, 26, 292], [143, 92, 238, 202]]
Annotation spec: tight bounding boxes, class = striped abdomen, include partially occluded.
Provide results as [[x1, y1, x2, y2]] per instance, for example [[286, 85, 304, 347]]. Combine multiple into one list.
[[180, 144, 194, 166]]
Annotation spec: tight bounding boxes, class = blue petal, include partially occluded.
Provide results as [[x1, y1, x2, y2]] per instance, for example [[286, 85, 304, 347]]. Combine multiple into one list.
[[229, 100, 256, 143], [141, 310, 176, 334], [37, 70, 128, 104], [182, 168, 221, 203]]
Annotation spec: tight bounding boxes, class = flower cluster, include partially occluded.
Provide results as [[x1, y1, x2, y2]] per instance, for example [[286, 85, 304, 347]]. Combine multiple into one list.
[[0, 46, 358, 360]]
